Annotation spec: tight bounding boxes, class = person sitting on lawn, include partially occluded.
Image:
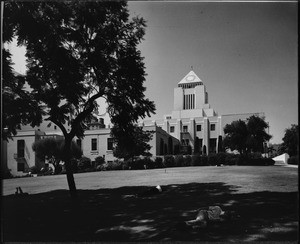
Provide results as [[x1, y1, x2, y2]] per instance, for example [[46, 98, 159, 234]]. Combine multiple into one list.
[[177, 206, 231, 230]]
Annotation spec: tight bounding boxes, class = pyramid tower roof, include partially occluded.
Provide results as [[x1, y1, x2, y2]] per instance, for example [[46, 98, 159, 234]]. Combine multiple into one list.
[[178, 70, 202, 85]]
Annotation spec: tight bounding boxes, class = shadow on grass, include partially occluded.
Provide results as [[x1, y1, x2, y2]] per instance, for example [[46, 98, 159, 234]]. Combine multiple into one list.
[[2, 182, 298, 242]]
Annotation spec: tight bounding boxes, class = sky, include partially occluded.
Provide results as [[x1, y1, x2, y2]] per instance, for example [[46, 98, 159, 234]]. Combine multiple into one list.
[[9, 1, 298, 144], [127, 1, 298, 144]]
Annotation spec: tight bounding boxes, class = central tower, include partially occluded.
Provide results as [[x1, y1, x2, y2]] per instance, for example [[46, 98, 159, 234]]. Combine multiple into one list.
[[172, 70, 217, 119]]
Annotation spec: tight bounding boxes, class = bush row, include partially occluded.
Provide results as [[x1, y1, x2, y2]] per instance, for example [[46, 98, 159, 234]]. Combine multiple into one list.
[[29, 152, 276, 175], [92, 153, 275, 171]]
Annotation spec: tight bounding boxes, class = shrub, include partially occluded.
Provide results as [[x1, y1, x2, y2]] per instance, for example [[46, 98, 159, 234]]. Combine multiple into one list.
[[131, 158, 145, 170], [208, 154, 218, 166], [54, 164, 63, 174], [96, 164, 106, 171], [122, 160, 130, 170], [106, 160, 123, 170], [29, 166, 39, 174], [191, 155, 201, 166], [185, 155, 192, 166], [95, 156, 105, 168], [236, 154, 248, 165], [248, 152, 263, 159], [200, 155, 208, 166], [288, 156, 298, 165], [154, 157, 164, 168], [216, 152, 227, 165], [2, 169, 13, 179], [224, 153, 239, 165], [246, 158, 275, 166], [78, 156, 92, 170], [164, 155, 175, 168], [143, 157, 154, 169], [175, 155, 185, 167]]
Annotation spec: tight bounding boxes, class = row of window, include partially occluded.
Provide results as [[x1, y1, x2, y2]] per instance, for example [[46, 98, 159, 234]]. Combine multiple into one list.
[[183, 94, 195, 110], [170, 124, 216, 133], [90, 138, 114, 151], [181, 138, 217, 153]]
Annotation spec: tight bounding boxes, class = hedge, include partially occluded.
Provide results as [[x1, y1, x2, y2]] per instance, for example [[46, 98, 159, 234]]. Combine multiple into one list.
[[73, 152, 278, 172], [288, 156, 298, 165]]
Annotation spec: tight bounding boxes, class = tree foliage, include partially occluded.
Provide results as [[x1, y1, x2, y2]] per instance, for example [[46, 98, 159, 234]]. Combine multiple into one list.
[[223, 116, 271, 155], [223, 119, 248, 154], [280, 124, 298, 157], [2, 3, 44, 140], [5, 1, 155, 198], [32, 138, 82, 173], [113, 125, 153, 161]]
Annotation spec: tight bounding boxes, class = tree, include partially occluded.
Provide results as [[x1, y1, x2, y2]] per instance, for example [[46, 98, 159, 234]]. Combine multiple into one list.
[[246, 115, 272, 153], [223, 120, 248, 155], [113, 125, 153, 161], [281, 124, 298, 157], [223, 116, 271, 155], [32, 138, 82, 174], [6, 1, 155, 199], [2, 2, 44, 140]]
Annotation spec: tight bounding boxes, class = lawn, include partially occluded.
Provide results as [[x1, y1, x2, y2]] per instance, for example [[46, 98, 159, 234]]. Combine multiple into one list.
[[2, 166, 298, 242]]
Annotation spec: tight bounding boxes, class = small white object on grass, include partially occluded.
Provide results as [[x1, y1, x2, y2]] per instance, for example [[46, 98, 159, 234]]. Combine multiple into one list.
[[156, 185, 162, 192]]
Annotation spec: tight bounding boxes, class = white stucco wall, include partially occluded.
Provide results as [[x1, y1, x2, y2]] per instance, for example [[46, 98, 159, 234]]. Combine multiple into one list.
[[6, 130, 37, 176]]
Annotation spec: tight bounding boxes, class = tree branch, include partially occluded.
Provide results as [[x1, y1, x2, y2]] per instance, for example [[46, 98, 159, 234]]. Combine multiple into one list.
[[69, 92, 104, 138], [46, 117, 69, 138]]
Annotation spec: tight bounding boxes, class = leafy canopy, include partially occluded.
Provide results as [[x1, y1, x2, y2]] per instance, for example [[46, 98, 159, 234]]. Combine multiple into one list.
[[223, 115, 271, 155], [5, 1, 155, 198], [2, 3, 44, 140], [32, 138, 82, 164], [5, 1, 155, 141], [112, 125, 154, 161], [280, 124, 298, 157]]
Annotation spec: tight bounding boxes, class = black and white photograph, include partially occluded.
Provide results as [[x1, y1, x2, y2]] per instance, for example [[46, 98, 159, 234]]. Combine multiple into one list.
[[1, 0, 298, 242]]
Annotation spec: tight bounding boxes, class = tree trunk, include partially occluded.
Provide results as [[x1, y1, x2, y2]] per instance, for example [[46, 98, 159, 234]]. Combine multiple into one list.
[[64, 136, 77, 200]]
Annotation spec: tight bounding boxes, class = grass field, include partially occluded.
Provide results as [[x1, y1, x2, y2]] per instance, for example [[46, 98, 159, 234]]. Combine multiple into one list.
[[2, 166, 298, 242]]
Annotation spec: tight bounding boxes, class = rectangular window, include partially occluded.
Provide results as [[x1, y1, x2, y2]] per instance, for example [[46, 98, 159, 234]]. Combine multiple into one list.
[[170, 126, 175, 133], [192, 94, 195, 109], [183, 125, 188, 132], [196, 124, 202, 131], [17, 140, 25, 158], [107, 138, 114, 150], [210, 124, 216, 131], [91, 138, 97, 151]]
